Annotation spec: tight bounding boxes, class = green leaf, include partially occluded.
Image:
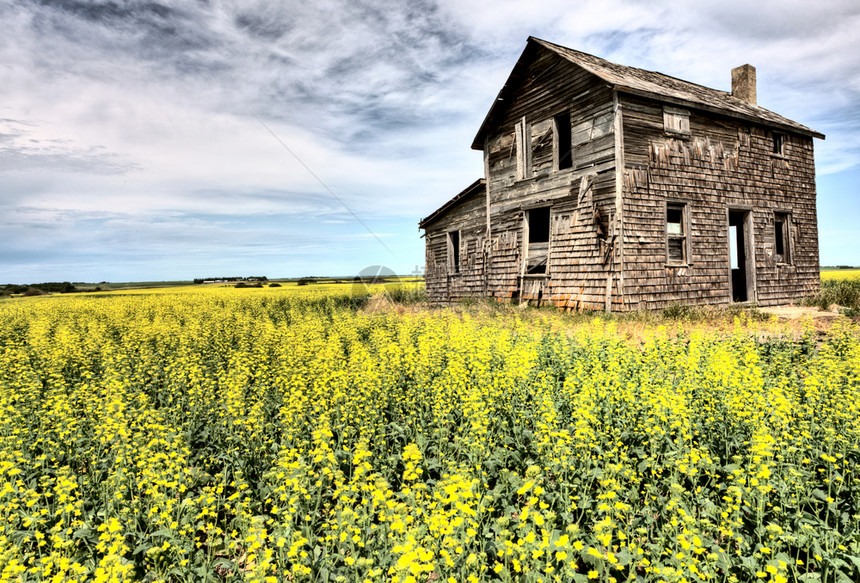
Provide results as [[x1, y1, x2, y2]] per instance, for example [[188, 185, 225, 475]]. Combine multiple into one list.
[[72, 527, 93, 540], [211, 558, 235, 570], [843, 554, 860, 570], [739, 554, 758, 571]]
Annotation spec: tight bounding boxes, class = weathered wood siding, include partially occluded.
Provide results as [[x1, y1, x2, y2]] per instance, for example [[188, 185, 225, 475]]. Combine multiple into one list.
[[619, 94, 819, 309], [481, 48, 621, 309], [423, 189, 487, 301], [423, 43, 820, 310]]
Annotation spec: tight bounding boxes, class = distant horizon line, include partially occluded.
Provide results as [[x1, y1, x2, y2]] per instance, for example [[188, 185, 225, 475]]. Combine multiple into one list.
[[1, 274, 427, 287]]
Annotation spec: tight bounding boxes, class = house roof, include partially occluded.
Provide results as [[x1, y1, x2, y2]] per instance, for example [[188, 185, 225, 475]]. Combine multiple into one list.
[[471, 37, 824, 149], [419, 178, 485, 229]]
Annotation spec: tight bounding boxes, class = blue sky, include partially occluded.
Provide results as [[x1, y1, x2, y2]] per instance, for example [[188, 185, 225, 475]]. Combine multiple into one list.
[[1, 0, 858, 283]]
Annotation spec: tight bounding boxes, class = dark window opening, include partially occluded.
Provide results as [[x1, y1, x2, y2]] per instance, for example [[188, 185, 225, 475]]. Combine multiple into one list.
[[525, 207, 551, 274], [774, 221, 784, 255], [666, 203, 688, 264], [448, 230, 460, 273], [774, 212, 791, 264], [773, 133, 784, 155], [555, 112, 572, 170], [667, 207, 683, 234], [528, 207, 550, 243], [526, 258, 548, 274]]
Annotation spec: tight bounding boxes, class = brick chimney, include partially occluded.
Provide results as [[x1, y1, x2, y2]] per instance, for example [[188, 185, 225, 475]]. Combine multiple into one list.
[[731, 64, 756, 105]]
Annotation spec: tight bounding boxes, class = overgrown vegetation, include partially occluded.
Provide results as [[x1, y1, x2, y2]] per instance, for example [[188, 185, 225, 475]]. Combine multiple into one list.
[[800, 277, 860, 315], [380, 283, 428, 304]]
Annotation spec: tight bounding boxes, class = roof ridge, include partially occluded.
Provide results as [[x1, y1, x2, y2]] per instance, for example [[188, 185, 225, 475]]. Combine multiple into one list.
[[472, 37, 823, 148], [525, 37, 822, 139], [531, 36, 725, 95]]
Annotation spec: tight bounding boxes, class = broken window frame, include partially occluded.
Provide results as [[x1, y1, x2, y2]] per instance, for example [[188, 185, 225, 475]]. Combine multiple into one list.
[[663, 106, 691, 137], [447, 230, 461, 274], [665, 201, 691, 265], [773, 211, 792, 264], [772, 133, 785, 157], [553, 111, 573, 171], [523, 207, 551, 275], [515, 117, 533, 180]]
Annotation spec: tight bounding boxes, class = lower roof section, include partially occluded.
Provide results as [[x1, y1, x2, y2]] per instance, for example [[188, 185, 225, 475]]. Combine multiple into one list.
[[418, 178, 486, 229]]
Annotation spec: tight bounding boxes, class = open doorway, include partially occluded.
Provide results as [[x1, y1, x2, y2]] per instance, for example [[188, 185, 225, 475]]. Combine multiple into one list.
[[728, 210, 755, 302]]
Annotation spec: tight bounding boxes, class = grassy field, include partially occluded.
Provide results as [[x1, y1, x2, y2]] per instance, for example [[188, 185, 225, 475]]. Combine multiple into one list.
[[0, 284, 859, 582]]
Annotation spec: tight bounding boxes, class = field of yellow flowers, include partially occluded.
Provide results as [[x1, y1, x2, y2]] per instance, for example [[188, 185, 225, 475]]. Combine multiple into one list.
[[0, 285, 858, 583]]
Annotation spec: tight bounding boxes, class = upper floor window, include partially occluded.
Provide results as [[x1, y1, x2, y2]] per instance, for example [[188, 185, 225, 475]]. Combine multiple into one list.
[[663, 106, 690, 136], [772, 133, 785, 156], [554, 111, 572, 170], [516, 114, 573, 179]]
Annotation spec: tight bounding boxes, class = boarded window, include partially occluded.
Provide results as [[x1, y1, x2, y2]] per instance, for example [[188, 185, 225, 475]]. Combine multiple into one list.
[[525, 207, 550, 274], [515, 117, 532, 180], [570, 112, 613, 147], [554, 111, 572, 170], [447, 230, 460, 273], [531, 119, 554, 176], [774, 212, 791, 264], [666, 202, 689, 264], [663, 106, 690, 136]]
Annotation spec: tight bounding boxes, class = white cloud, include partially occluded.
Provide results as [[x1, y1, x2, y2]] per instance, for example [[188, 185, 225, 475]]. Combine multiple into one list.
[[1, 0, 858, 280]]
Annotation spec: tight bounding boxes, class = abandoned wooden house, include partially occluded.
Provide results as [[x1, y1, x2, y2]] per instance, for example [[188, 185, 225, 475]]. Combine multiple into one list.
[[419, 37, 825, 310]]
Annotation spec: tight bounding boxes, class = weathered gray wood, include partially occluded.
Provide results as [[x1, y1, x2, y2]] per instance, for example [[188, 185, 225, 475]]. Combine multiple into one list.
[[620, 93, 819, 309], [422, 38, 821, 311]]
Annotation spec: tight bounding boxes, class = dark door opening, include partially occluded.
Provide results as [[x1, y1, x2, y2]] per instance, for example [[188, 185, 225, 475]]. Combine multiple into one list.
[[728, 210, 754, 302]]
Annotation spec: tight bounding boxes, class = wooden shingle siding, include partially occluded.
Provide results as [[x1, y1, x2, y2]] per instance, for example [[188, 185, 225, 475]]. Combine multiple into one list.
[[478, 47, 620, 309], [422, 187, 488, 301], [619, 94, 819, 309], [421, 38, 821, 311]]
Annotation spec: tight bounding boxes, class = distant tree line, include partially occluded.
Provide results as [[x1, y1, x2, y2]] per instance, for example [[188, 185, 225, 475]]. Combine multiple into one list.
[[193, 276, 268, 284], [1, 282, 79, 295]]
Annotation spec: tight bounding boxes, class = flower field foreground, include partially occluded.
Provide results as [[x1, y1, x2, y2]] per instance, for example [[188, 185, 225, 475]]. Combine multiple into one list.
[[0, 288, 859, 583], [820, 270, 860, 282]]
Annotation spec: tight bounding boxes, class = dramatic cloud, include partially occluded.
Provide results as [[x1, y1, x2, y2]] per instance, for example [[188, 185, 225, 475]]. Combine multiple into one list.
[[1, 0, 858, 282]]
